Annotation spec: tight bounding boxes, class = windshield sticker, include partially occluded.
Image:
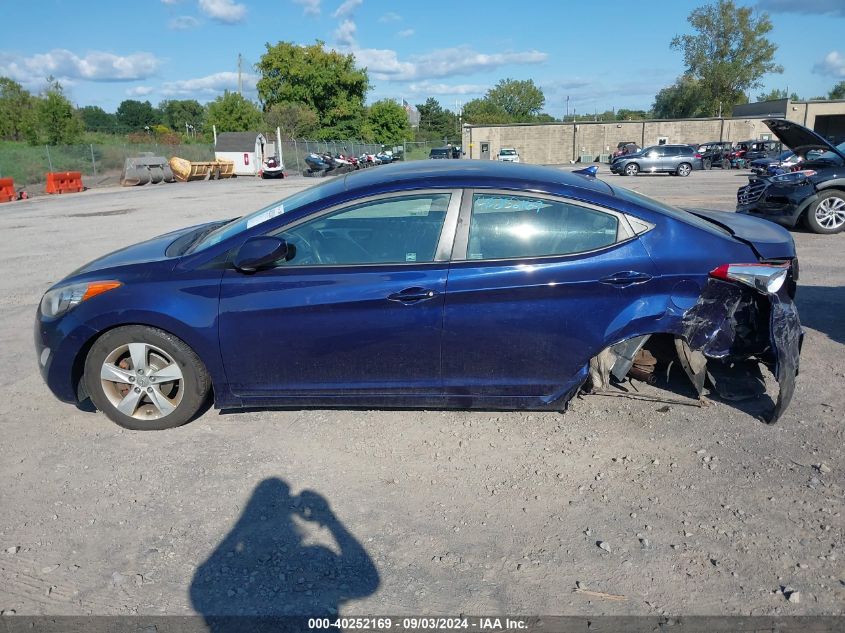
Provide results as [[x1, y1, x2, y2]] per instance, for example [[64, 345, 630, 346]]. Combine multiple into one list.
[[246, 204, 285, 229]]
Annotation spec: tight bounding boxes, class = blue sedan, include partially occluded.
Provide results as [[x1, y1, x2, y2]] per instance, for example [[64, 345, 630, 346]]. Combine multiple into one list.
[[35, 161, 802, 429]]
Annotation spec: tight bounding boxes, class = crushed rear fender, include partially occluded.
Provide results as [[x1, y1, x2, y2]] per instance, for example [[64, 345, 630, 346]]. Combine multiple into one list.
[[675, 278, 802, 423]]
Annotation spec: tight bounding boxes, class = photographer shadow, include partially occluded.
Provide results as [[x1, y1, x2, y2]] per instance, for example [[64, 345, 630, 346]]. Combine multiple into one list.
[[190, 477, 379, 633]]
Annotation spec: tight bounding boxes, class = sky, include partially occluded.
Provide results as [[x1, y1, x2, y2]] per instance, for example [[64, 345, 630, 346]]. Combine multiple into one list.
[[1, 0, 843, 116]]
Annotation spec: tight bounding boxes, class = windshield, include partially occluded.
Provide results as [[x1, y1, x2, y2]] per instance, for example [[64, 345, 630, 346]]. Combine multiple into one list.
[[189, 180, 340, 252], [815, 141, 845, 163], [500, 149, 516, 155]]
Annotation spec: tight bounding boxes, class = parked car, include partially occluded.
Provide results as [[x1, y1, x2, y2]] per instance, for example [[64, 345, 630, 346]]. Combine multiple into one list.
[[610, 144, 703, 176], [744, 140, 783, 162], [429, 148, 451, 159], [497, 148, 520, 163], [749, 150, 798, 176], [612, 142, 640, 158], [36, 161, 801, 429], [696, 141, 733, 170], [737, 119, 845, 233]]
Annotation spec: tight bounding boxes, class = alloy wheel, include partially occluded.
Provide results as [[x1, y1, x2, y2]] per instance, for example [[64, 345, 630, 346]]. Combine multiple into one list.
[[99, 342, 184, 420], [815, 195, 845, 230]]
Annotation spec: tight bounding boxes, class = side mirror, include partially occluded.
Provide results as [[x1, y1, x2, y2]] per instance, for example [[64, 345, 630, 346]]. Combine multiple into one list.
[[234, 236, 288, 272]]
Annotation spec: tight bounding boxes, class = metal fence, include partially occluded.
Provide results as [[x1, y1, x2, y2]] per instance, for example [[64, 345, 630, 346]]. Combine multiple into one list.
[[0, 139, 390, 189]]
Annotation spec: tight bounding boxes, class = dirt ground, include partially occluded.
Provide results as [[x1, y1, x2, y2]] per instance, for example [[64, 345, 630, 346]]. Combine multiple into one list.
[[0, 166, 843, 618]]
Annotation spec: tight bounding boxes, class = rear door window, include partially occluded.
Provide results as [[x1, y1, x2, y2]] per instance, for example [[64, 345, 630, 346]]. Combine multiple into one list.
[[465, 194, 620, 260]]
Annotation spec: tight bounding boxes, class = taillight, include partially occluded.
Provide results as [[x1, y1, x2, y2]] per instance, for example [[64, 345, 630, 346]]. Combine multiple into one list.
[[694, 153, 702, 159], [709, 262, 790, 295]]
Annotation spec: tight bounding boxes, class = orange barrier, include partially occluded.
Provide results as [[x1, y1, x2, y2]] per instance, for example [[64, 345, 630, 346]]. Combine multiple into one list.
[[45, 171, 84, 194], [0, 177, 15, 203]]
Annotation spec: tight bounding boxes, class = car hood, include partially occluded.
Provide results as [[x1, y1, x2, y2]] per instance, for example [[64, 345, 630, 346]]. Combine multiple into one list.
[[69, 222, 213, 277], [763, 118, 845, 160], [686, 209, 795, 259]]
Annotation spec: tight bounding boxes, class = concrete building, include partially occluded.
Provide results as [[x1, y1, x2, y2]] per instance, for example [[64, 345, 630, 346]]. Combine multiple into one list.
[[461, 99, 845, 164]]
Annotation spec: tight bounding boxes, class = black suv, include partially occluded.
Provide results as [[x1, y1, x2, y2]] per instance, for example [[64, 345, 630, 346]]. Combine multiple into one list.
[[737, 119, 845, 234], [697, 141, 733, 170], [744, 140, 783, 162]]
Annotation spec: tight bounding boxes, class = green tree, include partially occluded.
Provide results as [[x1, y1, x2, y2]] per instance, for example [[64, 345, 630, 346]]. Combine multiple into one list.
[[79, 105, 117, 133], [615, 109, 650, 121], [257, 40, 370, 136], [361, 99, 412, 145], [206, 91, 262, 132], [486, 78, 545, 120], [263, 102, 319, 139], [115, 99, 160, 131], [756, 88, 800, 101], [671, 0, 782, 116], [652, 75, 711, 119], [159, 99, 205, 131], [829, 81, 845, 100], [38, 80, 83, 145], [461, 98, 512, 125], [0, 77, 37, 142]]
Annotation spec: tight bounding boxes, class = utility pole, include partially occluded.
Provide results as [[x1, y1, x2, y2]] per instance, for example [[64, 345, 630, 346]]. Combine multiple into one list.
[[565, 95, 569, 121], [237, 53, 243, 96]]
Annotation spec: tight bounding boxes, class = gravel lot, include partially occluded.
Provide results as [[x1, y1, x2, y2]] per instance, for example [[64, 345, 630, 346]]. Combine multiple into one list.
[[0, 166, 843, 618]]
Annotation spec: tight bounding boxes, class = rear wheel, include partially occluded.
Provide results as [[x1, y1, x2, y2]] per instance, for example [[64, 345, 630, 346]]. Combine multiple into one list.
[[84, 326, 210, 430], [721, 159, 731, 170], [703, 159, 712, 170], [804, 190, 845, 234], [676, 162, 692, 177], [624, 163, 639, 176]]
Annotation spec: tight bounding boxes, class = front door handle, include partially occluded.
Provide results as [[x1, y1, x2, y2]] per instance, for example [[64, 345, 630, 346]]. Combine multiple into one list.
[[387, 287, 438, 304], [599, 271, 653, 287]]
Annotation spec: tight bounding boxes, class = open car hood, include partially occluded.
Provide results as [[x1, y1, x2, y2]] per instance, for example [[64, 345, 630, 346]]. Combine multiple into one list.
[[763, 119, 845, 160]]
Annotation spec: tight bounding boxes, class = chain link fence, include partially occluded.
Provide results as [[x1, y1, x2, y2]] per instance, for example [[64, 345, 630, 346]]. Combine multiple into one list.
[[0, 138, 452, 192]]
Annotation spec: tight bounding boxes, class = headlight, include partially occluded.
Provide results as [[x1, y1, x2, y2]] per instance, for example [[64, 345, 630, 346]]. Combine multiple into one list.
[[39, 281, 122, 318], [770, 170, 816, 185]]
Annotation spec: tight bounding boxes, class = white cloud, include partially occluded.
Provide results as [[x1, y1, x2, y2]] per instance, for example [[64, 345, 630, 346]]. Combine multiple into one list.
[[396, 28, 414, 38], [407, 82, 488, 96], [126, 85, 155, 96], [198, 0, 246, 23], [332, 0, 362, 18], [351, 46, 548, 81], [293, 0, 321, 15], [334, 19, 358, 47], [378, 11, 401, 22], [161, 71, 259, 97], [0, 49, 160, 86], [813, 50, 845, 78], [168, 15, 200, 29], [160, 0, 183, 4]]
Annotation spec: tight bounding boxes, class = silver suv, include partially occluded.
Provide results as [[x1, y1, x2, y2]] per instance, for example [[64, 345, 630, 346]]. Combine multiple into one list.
[[610, 144, 703, 177]]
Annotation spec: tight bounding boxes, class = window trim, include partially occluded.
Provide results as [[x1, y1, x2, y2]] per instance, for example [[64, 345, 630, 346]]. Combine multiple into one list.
[[261, 188, 464, 269], [451, 189, 640, 262]]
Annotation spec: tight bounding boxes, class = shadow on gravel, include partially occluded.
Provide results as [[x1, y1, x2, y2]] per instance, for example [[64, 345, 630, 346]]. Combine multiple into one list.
[[190, 477, 379, 632], [796, 285, 845, 345]]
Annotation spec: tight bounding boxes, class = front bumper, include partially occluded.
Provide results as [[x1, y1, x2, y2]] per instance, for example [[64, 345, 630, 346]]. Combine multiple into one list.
[[736, 179, 816, 228], [35, 310, 98, 404]]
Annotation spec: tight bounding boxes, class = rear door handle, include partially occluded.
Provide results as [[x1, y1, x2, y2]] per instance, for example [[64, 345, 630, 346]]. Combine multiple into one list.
[[599, 271, 653, 287], [387, 287, 438, 304]]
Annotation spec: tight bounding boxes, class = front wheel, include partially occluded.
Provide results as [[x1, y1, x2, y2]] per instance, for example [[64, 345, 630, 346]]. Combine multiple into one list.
[[703, 159, 712, 170], [84, 326, 211, 430], [624, 163, 639, 176], [676, 162, 692, 177], [804, 190, 845, 234]]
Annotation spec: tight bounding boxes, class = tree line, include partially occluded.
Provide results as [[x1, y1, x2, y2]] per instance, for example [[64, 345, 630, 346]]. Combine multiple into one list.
[[1, 1, 843, 148]]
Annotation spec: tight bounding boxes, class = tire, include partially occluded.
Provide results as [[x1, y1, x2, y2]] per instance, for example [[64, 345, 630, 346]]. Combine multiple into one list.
[[624, 163, 639, 176], [84, 326, 211, 430], [803, 190, 845, 234], [721, 159, 731, 170], [703, 159, 712, 170], [676, 162, 692, 177]]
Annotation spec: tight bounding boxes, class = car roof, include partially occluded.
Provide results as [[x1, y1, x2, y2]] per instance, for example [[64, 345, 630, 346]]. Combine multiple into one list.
[[339, 159, 614, 198]]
